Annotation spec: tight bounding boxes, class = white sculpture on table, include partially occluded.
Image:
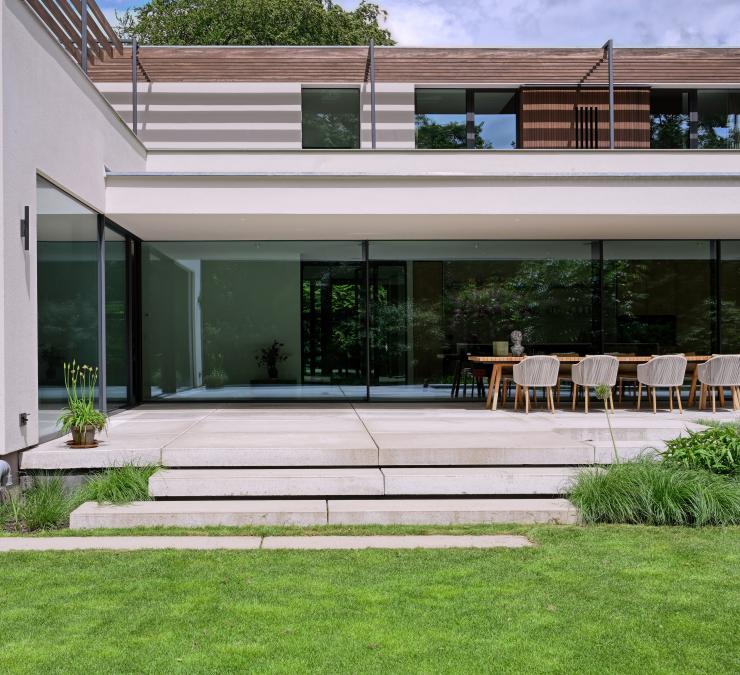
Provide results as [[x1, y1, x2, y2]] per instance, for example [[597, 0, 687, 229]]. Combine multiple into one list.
[[510, 330, 525, 356]]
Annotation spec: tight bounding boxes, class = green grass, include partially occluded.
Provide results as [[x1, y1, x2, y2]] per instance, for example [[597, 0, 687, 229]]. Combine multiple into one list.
[[570, 459, 740, 526], [1, 475, 73, 531], [0, 525, 738, 674], [75, 464, 159, 505]]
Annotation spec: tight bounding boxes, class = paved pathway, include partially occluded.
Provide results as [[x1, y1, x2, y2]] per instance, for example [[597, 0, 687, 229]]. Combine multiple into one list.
[[0, 534, 531, 551]]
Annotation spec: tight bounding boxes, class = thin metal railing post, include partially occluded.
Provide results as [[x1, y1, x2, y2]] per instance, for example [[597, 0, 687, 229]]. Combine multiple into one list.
[[605, 39, 615, 149], [132, 37, 138, 136], [97, 217, 107, 412], [80, 0, 88, 73], [369, 39, 377, 149]]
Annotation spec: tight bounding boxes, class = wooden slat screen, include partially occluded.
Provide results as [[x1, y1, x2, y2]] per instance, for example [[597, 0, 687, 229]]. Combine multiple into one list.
[[520, 88, 650, 149], [23, 0, 122, 69]]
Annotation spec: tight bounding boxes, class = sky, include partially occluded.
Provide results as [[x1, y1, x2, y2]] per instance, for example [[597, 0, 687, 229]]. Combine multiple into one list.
[[100, 0, 740, 47]]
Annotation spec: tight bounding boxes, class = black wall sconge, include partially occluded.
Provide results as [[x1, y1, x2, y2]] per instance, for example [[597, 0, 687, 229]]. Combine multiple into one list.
[[20, 205, 29, 251]]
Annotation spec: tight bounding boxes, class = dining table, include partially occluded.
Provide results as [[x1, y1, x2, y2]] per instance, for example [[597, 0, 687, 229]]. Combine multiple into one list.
[[468, 355, 712, 410]]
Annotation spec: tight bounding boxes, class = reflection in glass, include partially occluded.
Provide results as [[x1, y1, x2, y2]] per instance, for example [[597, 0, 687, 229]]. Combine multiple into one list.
[[301, 88, 360, 149], [721, 241, 740, 353], [474, 91, 517, 149], [105, 227, 129, 410], [603, 241, 712, 355], [415, 89, 467, 148], [698, 90, 740, 149], [368, 242, 594, 397], [650, 90, 689, 148], [36, 177, 99, 438], [141, 241, 364, 400]]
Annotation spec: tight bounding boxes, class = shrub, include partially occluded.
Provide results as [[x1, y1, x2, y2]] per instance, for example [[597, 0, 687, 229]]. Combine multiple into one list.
[[662, 424, 740, 475], [76, 463, 158, 505], [21, 475, 74, 530], [569, 459, 740, 526]]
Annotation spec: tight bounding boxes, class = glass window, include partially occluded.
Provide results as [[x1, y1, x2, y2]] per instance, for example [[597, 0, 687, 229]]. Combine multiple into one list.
[[474, 91, 517, 149], [36, 177, 99, 438], [105, 226, 129, 410], [721, 241, 740, 353], [650, 90, 689, 148], [698, 90, 740, 149], [301, 88, 360, 149], [141, 241, 364, 401], [603, 241, 713, 355], [368, 241, 594, 398], [415, 89, 467, 149]]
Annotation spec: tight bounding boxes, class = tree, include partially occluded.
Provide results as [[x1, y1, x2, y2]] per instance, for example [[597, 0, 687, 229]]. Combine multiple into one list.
[[117, 0, 394, 46], [414, 115, 491, 149]]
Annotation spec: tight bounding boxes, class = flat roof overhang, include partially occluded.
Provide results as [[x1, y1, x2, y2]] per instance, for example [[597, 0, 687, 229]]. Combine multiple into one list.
[[104, 172, 740, 240]]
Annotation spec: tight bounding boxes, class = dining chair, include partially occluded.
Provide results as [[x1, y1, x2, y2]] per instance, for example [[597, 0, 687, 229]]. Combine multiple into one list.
[[513, 355, 560, 414], [571, 355, 619, 413], [697, 355, 740, 412], [636, 355, 687, 414]]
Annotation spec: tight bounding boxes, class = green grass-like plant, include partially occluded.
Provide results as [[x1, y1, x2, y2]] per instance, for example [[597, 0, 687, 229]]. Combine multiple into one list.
[[76, 464, 159, 505], [19, 475, 74, 531], [569, 459, 740, 526], [57, 361, 107, 434], [662, 424, 740, 475]]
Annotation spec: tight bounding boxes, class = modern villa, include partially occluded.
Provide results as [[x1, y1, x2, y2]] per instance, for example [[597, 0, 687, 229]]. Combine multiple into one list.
[[2, 0, 740, 510]]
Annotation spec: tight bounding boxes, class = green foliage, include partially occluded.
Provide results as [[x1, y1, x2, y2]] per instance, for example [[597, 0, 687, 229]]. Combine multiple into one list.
[[57, 361, 107, 433], [117, 0, 394, 46], [19, 476, 74, 531], [415, 116, 491, 149], [76, 464, 159, 505], [662, 424, 740, 475], [569, 459, 740, 526]]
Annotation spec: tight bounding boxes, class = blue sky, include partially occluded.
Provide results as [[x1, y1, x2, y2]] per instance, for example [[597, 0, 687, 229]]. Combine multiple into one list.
[[101, 0, 740, 47]]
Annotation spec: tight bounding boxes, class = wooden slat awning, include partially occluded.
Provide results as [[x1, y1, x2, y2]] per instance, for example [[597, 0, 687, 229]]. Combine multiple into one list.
[[87, 45, 740, 84], [24, 0, 122, 69]]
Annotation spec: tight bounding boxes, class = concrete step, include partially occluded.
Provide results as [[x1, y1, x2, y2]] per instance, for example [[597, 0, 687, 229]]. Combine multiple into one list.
[[592, 440, 664, 464], [149, 468, 385, 498], [69, 497, 579, 529], [70, 499, 327, 529], [327, 498, 578, 525], [382, 467, 578, 496], [553, 421, 703, 442]]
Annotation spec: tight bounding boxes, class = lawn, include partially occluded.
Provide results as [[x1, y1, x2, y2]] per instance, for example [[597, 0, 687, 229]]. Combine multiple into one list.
[[1, 525, 738, 674]]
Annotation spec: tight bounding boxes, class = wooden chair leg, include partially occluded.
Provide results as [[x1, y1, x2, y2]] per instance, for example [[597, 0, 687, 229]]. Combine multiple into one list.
[[609, 391, 615, 414], [636, 383, 642, 410], [524, 387, 530, 414], [675, 387, 683, 414], [733, 386, 740, 411], [514, 384, 520, 411], [712, 387, 717, 414], [651, 387, 657, 414], [556, 382, 561, 407], [584, 386, 589, 414], [618, 379, 623, 405], [719, 387, 726, 407], [571, 384, 578, 411], [669, 387, 674, 412], [548, 387, 555, 414]]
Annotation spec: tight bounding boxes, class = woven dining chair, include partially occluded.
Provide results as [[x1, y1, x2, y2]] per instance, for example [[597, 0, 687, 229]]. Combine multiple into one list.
[[513, 355, 560, 414], [571, 355, 619, 413], [697, 355, 740, 413], [636, 355, 687, 414]]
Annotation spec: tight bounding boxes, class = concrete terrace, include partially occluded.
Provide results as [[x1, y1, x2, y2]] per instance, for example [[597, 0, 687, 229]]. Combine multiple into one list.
[[23, 402, 734, 471]]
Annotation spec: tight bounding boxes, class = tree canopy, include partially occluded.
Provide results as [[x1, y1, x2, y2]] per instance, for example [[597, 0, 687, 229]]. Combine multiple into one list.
[[116, 0, 394, 46]]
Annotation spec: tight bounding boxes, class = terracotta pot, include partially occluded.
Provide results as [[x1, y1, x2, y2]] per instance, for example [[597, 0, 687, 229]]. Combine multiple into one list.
[[71, 425, 97, 447]]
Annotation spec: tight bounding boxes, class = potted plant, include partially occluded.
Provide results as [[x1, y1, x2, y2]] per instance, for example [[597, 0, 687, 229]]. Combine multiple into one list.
[[204, 367, 228, 389], [255, 340, 289, 379], [57, 361, 107, 447]]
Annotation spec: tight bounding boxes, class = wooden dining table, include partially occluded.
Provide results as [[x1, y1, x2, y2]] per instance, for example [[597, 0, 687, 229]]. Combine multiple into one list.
[[468, 355, 712, 410]]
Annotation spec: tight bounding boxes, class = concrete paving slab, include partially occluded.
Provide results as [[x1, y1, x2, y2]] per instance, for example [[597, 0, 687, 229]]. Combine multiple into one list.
[[381, 467, 578, 495], [375, 432, 592, 465], [328, 498, 578, 525], [162, 445, 377, 467], [261, 535, 532, 549], [21, 446, 162, 470], [190, 418, 365, 433], [149, 468, 385, 497], [591, 441, 664, 464], [70, 500, 328, 529], [0, 536, 262, 551], [164, 431, 375, 450]]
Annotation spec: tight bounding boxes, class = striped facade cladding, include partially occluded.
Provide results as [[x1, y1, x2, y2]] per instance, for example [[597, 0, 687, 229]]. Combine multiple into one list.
[[96, 81, 415, 149], [520, 88, 650, 149]]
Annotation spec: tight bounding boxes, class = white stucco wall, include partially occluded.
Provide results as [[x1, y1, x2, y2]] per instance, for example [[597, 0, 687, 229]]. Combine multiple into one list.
[[1, 0, 146, 454]]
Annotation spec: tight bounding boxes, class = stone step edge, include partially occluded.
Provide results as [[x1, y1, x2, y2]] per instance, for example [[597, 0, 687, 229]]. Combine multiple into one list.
[[69, 498, 578, 529]]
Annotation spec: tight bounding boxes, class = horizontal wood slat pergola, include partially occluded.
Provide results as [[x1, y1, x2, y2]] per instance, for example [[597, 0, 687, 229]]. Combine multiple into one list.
[[23, 0, 122, 71]]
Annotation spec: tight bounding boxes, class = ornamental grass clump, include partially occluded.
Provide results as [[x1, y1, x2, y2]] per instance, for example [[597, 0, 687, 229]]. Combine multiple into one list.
[[569, 458, 740, 526], [19, 475, 74, 531], [57, 360, 107, 446], [661, 424, 740, 475], [76, 463, 159, 505]]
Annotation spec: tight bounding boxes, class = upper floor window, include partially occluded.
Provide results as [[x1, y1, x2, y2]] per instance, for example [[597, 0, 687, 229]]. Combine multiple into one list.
[[302, 88, 360, 149], [697, 90, 740, 149], [650, 90, 689, 149], [415, 89, 517, 149]]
